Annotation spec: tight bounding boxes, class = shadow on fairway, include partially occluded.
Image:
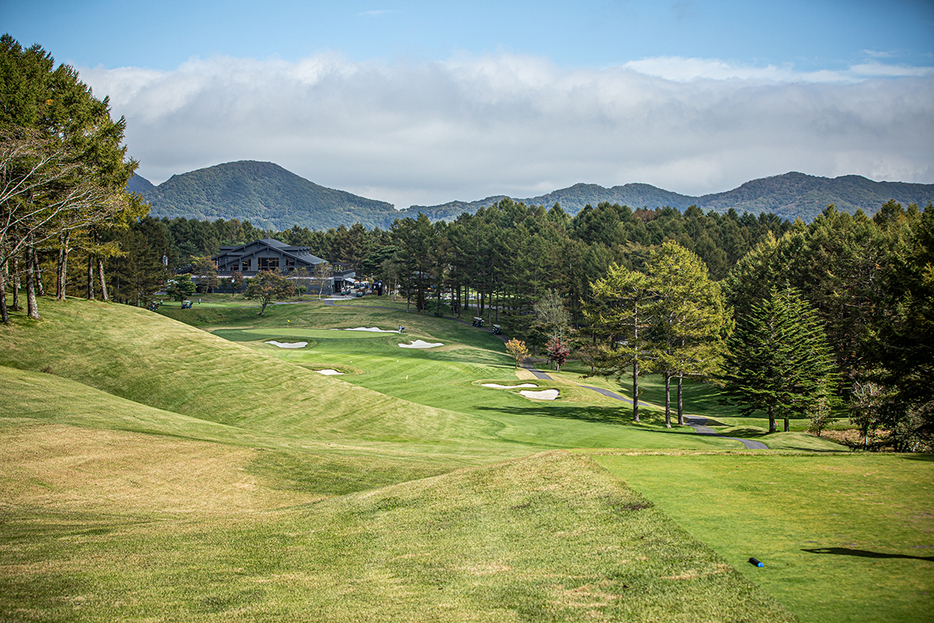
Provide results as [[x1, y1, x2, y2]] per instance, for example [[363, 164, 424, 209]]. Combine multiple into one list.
[[899, 454, 934, 462], [802, 547, 934, 562], [475, 404, 697, 433]]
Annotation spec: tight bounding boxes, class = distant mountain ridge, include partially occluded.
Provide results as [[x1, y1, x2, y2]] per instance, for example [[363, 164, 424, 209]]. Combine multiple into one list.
[[411, 174, 934, 222], [137, 161, 397, 230], [133, 162, 934, 230]]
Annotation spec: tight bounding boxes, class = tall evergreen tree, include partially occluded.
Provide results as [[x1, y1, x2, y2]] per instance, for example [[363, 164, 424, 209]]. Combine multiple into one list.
[[645, 241, 729, 427], [585, 263, 653, 422], [721, 286, 837, 433]]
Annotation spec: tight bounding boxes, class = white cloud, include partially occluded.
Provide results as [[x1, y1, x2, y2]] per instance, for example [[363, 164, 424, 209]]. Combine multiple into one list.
[[79, 53, 934, 210]]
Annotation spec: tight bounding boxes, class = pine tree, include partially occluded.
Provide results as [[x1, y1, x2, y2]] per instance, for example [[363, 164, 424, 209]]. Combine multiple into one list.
[[585, 263, 653, 422], [645, 242, 730, 427], [722, 286, 837, 433]]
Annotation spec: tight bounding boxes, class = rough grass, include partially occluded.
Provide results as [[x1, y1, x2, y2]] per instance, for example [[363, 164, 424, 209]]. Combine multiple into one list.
[[1, 296, 926, 621], [0, 449, 797, 622]]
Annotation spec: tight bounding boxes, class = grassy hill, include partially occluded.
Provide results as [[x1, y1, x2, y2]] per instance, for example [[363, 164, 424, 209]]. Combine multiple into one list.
[[1, 296, 930, 622]]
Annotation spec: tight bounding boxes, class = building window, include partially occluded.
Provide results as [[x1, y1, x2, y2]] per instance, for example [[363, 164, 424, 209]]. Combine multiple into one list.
[[258, 257, 279, 270], [242, 259, 250, 271]]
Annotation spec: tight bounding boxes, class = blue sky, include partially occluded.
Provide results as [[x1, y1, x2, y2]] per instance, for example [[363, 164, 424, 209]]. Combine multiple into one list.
[[3, 0, 933, 208]]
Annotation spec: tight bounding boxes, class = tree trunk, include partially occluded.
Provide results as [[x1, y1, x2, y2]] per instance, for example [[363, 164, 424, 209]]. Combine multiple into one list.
[[632, 303, 641, 422], [783, 417, 790, 433], [56, 232, 70, 301], [768, 404, 777, 434], [97, 256, 109, 301], [25, 246, 40, 319], [632, 358, 640, 423], [12, 256, 20, 310], [0, 266, 9, 325], [677, 372, 684, 425], [664, 372, 672, 428]]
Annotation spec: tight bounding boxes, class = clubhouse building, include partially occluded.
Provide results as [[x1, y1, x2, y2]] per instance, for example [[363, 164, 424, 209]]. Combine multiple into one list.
[[211, 238, 355, 294]]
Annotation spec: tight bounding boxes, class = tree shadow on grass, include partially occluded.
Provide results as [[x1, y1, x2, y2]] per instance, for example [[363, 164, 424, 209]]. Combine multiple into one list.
[[899, 454, 934, 462], [802, 547, 934, 562], [475, 404, 699, 435]]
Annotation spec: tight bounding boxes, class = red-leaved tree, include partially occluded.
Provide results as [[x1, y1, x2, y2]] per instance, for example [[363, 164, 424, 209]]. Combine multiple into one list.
[[546, 337, 570, 372]]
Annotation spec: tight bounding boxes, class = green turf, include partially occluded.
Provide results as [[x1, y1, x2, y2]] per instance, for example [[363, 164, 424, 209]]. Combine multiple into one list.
[[0, 448, 796, 622], [1, 295, 928, 622], [592, 452, 934, 623]]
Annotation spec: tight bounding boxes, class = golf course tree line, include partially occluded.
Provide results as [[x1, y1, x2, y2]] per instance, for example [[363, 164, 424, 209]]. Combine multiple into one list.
[[133, 199, 791, 325], [585, 242, 730, 428], [2, 35, 930, 450], [0, 35, 143, 324], [586, 203, 932, 449], [723, 203, 934, 450]]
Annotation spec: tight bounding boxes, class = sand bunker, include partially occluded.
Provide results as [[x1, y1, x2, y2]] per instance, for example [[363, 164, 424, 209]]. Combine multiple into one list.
[[340, 327, 399, 333], [399, 340, 444, 349], [266, 341, 308, 349], [520, 389, 560, 400], [316, 369, 344, 376], [482, 383, 538, 389]]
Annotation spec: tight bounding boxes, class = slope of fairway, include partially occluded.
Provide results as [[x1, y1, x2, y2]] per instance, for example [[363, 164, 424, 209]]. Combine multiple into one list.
[[213, 327, 747, 451], [0, 364, 471, 497], [0, 447, 797, 622], [594, 452, 934, 623], [0, 298, 505, 450]]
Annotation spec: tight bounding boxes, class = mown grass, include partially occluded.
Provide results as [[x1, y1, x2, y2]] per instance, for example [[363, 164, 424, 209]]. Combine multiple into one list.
[[1, 295, 929, 622], [593, 452, 934, 623]]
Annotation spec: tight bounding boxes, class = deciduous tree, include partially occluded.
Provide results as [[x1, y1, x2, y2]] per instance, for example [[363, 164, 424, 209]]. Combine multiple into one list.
[[505, 338, 530, 368], [645, 242, 730, 427], [166, 274, 196, 302], [244, 269, 294, 315]]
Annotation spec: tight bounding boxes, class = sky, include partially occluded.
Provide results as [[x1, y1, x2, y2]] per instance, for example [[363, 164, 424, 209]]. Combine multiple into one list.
[[3, 0, 934, 209]]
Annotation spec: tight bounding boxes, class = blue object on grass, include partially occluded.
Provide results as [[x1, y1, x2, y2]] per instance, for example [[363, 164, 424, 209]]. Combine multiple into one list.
[[749, 557, 764, 567]]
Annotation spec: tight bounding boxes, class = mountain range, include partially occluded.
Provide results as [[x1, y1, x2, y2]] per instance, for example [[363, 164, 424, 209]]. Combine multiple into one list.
[[132, 161, 934, 230]]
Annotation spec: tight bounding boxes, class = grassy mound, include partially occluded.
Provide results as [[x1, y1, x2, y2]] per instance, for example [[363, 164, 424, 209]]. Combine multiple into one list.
[[0, 444, 795, 622], [2, 297, 927, 622]]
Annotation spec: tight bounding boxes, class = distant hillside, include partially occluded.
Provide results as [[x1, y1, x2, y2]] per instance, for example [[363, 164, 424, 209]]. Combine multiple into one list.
[[135, 162, 934, 229], [405, 183, 696, 220], [696, 172, 934, 221], [140, 161, 398, 230], [127, 173, 155, 194], [408, 173, 934, 223]]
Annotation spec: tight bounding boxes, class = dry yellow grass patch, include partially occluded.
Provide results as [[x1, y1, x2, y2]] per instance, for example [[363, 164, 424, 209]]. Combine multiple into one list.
[[553, 579, 621, 609], [0, 423, 322, 516], [662, 563, 731, 581]]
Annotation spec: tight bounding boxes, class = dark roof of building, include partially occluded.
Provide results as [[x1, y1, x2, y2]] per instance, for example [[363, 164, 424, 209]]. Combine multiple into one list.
[[213, 239, 325, 265]]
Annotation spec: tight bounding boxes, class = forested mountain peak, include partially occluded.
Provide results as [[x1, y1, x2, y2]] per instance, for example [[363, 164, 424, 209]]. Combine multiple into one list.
[[134, 162, 934, 230], [138, 160, 397, 230]]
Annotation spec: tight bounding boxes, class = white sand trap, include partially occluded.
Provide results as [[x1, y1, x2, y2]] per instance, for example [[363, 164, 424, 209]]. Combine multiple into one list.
[[482, 383, 538, 389], [266, 341, 308, 349], [341, 327, 400, 333], [399, 340, 444, 349], [520, 389, 560, 400], [316, 369, 344, 375]]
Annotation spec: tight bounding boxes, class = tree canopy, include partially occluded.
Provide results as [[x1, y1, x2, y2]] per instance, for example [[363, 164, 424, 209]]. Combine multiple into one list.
[[0, 34, 140, 322]]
